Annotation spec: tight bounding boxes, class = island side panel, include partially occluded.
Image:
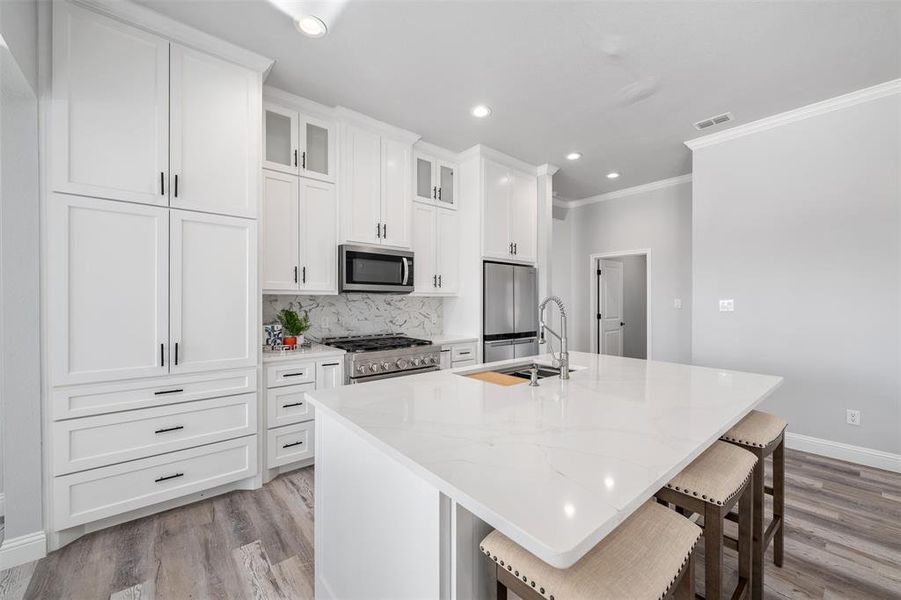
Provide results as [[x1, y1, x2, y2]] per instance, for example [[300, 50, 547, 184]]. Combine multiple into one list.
[[315, 412, 446, 599]]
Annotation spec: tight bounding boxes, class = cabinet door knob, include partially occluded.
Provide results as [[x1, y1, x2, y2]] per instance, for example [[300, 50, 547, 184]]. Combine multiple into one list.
[[377, 222, 381, 238], [302, 151, 306, 169], [294, 149, 298, 167], [437, 187, 442, 200], [433, 274, 437, 288], [174, 174, 179, 198], [438, 274, 442, 288], [160, 172, 165, 195], [302, 266, 306, 284], [382, 223, 387, 238]]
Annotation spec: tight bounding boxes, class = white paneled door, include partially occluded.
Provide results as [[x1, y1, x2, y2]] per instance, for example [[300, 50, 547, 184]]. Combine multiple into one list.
[[299, 179, 338, 293], [510, 172, 537, 262], [48, 195, 169, 385], [380, 138, 411, 248], [343, 125, 382, 245], [169, 210, 257, 374], [599, 259, 624, 356], [170, 45, 258, 218], [436, 208, 459, 294], [483, 159, 512, 260], [261, 170, 300, 291], [52, 2, 169, 205]]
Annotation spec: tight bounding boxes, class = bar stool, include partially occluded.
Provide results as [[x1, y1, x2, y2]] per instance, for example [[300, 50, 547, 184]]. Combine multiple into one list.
[[655, 441, 756, 600], [721, 410, 787, 600], [481, 501, 701, 600]]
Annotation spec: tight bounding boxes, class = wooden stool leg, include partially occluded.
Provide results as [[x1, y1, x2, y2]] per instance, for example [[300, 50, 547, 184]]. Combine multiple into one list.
[[738, 480, 753, 599], [704, 502, 723, 600], [496, 578, 507, 600], [773, 438, 785, 568], [674, 551, 695, 600], [751, 453, 765, 600]]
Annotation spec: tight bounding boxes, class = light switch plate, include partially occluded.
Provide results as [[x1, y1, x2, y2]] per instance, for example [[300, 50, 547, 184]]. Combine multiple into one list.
[[719, 299, 734, 312], [846, 409, 861, 426], [673, 298, 682, 309]]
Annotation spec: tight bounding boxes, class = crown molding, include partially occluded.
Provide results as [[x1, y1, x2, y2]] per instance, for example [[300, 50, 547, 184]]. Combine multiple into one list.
[[537, 163, 560, 177], [70, 0, 274, 74], [565, 174, 692, 209], [413, 140, 460, 163], [334, 106, 421, 144], [685, 78, 901, 150], [263, 86, 334, 119], [457, 144, 541, 176]]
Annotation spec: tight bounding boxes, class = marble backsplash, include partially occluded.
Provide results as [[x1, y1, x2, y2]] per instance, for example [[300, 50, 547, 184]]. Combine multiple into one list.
[[263, 294, 443, 340]]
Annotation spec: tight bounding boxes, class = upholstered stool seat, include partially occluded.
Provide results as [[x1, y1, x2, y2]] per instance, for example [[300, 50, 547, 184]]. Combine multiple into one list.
[[722, 410, 787, 449], [657, 441, 757, 600], [481, 501, 701, 600], [721, 410, 787, 600]]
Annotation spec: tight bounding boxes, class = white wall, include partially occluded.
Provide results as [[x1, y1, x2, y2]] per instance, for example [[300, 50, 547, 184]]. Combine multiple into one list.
[[620, 255, 647, 359], [692, 91, 901, 455], [0, 0, 42, 540], [556, 180, 692, 363]]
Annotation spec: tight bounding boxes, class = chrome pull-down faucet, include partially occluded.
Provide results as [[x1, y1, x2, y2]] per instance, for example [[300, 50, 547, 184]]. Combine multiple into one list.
[[538, 296, 569, 379]]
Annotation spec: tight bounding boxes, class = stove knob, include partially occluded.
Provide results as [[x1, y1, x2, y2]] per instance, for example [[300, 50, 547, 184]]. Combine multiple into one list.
[[412, 357, 423, 367], [382, 361, 392, 371], [369, 363, 380, 373], [396, 358, 408, 369], [427, 356, 438, 365], [356, 365, 366, 374]]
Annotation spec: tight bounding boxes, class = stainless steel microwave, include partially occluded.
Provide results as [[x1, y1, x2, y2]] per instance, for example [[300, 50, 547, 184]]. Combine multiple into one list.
[[338, 245, 414, 293]]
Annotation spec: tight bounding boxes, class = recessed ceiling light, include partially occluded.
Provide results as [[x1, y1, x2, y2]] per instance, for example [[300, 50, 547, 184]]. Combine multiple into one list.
[[470, 104, 491, 118], [295, 15, 327, 38], [606, 172, 620, 179], [566, 152, 582, 161]]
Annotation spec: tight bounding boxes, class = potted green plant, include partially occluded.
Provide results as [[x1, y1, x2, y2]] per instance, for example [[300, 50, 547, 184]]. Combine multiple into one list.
[[276, 308, 311, 348]]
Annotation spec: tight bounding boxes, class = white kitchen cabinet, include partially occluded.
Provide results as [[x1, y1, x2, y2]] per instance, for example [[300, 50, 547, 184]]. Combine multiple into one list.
[[343, 125, 383, 245], [169, 210, 257, 374], [412, 203, 437, 293], [170, 44, 258, 218], [411, 203, 458, 295], [381, 138, 412, 247], [263, 102, 299, 175], [316, 360, 344, 390], [299, 179, 337, 293], [414, 151, 457, 209], [52, 2, 169, 205], [263, 102, 336, 183], [261, 170, 300, 291], [482, 159, 537, 263], [48, 195, 169, 386]]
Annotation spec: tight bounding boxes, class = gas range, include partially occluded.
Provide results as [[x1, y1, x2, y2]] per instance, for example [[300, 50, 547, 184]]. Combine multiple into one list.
[[320, 334, 441, 384]]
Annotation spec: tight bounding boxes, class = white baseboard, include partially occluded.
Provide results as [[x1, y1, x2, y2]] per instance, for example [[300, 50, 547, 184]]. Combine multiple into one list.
[[0, 530, 47, 571], [785, 432, 901, 474]]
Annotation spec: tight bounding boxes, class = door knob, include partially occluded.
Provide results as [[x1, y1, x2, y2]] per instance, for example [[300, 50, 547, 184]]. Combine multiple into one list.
[[620, 322, 625, 327]]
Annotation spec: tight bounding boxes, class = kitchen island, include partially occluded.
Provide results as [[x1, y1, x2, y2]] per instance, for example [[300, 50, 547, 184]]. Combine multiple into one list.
[[307, 351, 782, 599]]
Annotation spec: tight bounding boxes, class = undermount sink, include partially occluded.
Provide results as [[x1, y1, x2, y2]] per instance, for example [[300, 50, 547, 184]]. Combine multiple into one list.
[[460, 361, 570, 385]]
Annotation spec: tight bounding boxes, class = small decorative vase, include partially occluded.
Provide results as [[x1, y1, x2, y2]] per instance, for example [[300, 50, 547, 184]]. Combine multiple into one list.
[[283, 335, 298, 349]]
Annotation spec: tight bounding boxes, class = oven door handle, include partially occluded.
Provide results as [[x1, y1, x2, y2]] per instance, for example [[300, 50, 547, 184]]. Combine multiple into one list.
[[402, 257, 409, 286]]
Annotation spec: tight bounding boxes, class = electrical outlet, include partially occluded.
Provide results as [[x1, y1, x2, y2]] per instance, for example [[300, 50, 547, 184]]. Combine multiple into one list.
[[719, 299, 734, 312], [673, 298, 683, 309], [846, 409, 861, 426]]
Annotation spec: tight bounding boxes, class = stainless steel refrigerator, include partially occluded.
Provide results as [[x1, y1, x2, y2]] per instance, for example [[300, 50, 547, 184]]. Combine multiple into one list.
[[483, 262, 539, 362]]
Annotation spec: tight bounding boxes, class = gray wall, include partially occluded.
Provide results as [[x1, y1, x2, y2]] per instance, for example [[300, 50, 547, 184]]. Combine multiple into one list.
[[559, 181, 693, 363], [0, 0, 42, 539], [620, 255, 647, 359], [692, 93, 901, 454]]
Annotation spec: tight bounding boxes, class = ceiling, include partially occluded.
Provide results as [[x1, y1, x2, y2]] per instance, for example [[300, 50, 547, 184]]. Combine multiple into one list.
[[137, 0, 901, 200]]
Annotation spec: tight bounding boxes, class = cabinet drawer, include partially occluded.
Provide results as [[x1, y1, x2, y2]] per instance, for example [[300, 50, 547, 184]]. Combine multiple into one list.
[[452, 359, 477, 369], [451, 344, 476, 362], [53, 436, 257, 529], [51, 369, 257, 420], [267, 383, 315, 428], [267, 421, 314, 468], [53, 393, 257, 475], [266, 361, 316, 388]]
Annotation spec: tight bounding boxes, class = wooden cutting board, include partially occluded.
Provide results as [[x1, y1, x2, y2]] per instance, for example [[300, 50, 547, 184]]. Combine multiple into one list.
[[466, 371, 526, 386]]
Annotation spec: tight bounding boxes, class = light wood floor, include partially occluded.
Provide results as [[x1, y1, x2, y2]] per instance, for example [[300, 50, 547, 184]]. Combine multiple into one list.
[[1, 449, 900, 600]]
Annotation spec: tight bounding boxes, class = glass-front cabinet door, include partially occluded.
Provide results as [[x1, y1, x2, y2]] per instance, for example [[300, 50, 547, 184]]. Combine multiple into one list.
[[263, 102, 299, 175], [300, 114, 335, 182], [414, 152, 437, 203], [438, 161, 457, 208]]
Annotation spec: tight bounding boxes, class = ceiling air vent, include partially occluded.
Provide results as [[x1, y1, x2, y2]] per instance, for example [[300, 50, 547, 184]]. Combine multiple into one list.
[[693, 112, 733, 131]]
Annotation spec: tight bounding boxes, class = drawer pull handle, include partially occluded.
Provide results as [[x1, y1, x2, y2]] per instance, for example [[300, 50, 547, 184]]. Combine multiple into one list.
[[458, 351, 471, 356], [282, 402, 305, 408], [282, 440, 304, 449], [321, 362, 340, 367], [154, 425, 184, 434], [154, 388, 184, 396], [282, 372, 306, 378], [154, 472, 184, 483]]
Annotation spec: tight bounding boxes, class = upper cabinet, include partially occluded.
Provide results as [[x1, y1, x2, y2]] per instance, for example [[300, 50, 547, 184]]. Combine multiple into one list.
[[339, 122, 414, 249], [52, 2, 260, 218], [411, 203, 459, 296], [263, 101, 335, 183], [482, 159, 537, 264], [414, 151, 458, 209]]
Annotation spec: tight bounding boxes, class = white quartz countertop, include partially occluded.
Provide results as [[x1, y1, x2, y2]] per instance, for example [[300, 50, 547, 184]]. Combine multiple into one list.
[[308, 351, 782, 568], [262, 343, 345, 363], [430, 334, 479, 346]]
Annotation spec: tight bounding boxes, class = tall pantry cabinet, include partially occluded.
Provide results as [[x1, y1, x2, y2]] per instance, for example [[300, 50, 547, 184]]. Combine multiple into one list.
[[45, 1, 270, 547]]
